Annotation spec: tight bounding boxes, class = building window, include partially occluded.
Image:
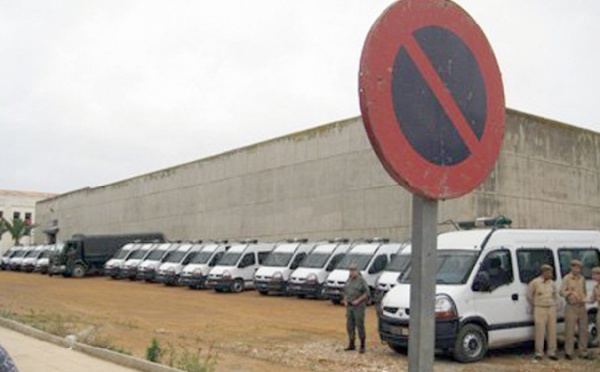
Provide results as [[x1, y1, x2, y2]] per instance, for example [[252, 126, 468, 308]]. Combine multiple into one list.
[[13, 211, 20, 220], [25, 212, 32, 225]]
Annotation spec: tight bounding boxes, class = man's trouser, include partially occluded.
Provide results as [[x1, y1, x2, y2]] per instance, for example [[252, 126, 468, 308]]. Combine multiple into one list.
[[533, 305, 557, 357], [564, 304, 588, 356], [346, 305, 366, 343]]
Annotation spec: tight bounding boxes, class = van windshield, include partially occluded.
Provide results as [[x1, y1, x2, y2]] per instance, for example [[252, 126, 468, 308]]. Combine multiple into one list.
[[114, 249, 133, 260], [398, 250, 478, 285], [386, 254, 411, 272], [299, 253, 331, 268], [39, 250, 51, 259], [262, 252, 293, 267], [128, 249, 148, 260], [164, 251, 187, 263], [218, 253, 241, 266], [14, 250, 27, 258], [24, 250, 40, 258], [337, 254, 372, 271], [146, 249, 167, 261], [190, 251, 213, 264]]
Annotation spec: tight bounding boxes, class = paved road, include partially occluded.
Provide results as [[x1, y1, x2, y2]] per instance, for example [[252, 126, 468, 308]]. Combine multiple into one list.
[[0, 326, 138, 372]]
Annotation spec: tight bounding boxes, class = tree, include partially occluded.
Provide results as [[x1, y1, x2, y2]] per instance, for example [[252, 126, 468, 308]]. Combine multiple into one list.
[[1, 218, 36, 246]]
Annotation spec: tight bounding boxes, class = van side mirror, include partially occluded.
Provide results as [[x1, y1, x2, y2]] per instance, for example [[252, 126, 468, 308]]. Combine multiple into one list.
[[472, 272, 491, 292]]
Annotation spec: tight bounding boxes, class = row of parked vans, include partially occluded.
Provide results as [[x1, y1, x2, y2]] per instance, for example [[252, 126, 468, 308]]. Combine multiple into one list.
[[102, 237, 406, 299], [3, 218, 600, 364], [1, 244, 63, 273]]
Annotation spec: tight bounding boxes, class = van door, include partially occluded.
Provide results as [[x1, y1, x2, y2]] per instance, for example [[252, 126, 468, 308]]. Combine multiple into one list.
[[237, 252, 257, 286], [471, 249, 526, 347]]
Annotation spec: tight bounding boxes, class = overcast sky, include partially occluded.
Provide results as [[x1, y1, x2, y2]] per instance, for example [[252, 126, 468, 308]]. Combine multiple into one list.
[[1, 0, 599, 194]]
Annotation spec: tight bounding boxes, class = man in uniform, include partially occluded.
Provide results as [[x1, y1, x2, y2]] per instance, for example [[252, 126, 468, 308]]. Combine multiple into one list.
[[588, 266, 600, 356], [343, 263, 370, 353], [560, 259, 589, 359], [527, 264, 558, 360]]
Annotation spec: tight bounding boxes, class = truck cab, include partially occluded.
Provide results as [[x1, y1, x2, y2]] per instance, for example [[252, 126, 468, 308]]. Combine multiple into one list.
[[136, 242, 180, 282], [378, 227, 600, 363], [156, 242, 204, 286], [207, 241, 275, 293], [288, 239, 351, 298], [323, 239, 401, 305], [254, 239, 315, 295], [104, 243, 142, 278], [179, 242, 229, 289]]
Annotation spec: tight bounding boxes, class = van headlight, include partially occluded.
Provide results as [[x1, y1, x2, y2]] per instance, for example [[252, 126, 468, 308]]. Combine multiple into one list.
[[272, 271, 283, 282], [222, 270, 232, 279], [307, 273, 318, 284], [167, 267, 176, 273], [435, 294, 457, 319], [193, 268, 203, 276]]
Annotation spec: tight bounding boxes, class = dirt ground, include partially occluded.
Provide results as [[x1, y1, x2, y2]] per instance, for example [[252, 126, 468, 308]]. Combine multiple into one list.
[[0, 271, 598, 372]]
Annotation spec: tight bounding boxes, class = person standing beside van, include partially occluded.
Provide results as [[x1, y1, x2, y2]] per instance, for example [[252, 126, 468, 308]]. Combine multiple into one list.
[[588, 266, 600, 352], [343, 263, 370, 354], [560, 259, 589, 359], [527, 264, 558, 360]]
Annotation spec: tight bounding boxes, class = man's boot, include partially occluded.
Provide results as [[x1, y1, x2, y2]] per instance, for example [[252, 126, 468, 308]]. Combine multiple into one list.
[[359, 338, 365, 354], [344, 340, 356, 351]]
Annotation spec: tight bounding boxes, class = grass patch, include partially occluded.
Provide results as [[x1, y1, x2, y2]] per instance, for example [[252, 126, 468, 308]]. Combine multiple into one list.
[[146, 337, 218, 372]]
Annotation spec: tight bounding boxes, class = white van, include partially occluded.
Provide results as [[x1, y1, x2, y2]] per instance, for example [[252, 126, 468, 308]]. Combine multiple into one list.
[[104, 243, 142, 278], [21, 245, 47, 272], [8, 246, 33, 271], [323, 240, 402, 305], [207, 241, 275, 293], [119, 242, 159, 280], [156, 242, 204, 285], [179, 242, 230, 289], [288, 239, 351, 298], [254, 239, 316, 295], [378, 228, 600, 363], [137, 242, 180, 282], [34, 244, 63, 274], [1, 247, 18, 270], [374, 245, 411, 301]]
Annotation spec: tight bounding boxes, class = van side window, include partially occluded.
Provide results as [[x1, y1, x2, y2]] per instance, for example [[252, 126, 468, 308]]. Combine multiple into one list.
[[516, 248, 554, 283], [326, 254, 344, 271], [209, 252, 224, 267], [258, 252, 270, 265], [239, 253, 255, 268], [369, 255, 388, 274], [290, 253, 306, 270], [477, 250, 513, 290], [558, 248, 600, 279]]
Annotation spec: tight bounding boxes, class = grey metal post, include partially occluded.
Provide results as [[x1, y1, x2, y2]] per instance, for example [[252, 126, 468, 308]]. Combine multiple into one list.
[[408, 194, 438, 372]]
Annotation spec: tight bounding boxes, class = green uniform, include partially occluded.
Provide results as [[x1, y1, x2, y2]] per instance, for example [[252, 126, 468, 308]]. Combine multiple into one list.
[[343, 275, 370, 344]]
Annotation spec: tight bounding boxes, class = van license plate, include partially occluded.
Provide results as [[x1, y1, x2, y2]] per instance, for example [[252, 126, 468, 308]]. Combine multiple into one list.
[[401, 327, 409, 336]]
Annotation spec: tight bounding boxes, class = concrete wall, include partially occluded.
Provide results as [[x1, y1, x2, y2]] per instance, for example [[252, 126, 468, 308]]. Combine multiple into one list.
[[35, 109, 600, 244]]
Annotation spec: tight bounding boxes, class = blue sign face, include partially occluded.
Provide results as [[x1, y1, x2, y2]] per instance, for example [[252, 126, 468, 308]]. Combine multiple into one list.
[[391, 26, 487, 167]]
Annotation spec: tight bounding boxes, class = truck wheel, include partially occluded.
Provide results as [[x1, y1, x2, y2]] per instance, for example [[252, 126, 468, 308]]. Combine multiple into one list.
[[231, 279, 244, 293], [588, 312, 598, 348], [388, 343, 407, 354], [453, 324, 488, 363], [72, 264, 86, 278]]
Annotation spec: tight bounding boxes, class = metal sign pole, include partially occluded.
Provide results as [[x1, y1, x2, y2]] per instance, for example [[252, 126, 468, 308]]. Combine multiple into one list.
[[408, 194, 438, 372]]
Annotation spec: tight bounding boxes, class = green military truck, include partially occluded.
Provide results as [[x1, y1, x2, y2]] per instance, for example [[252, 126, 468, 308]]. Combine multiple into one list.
[[58, 233, 165, 278]]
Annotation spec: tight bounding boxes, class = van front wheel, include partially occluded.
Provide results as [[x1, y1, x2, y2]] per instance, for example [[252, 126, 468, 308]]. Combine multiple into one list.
[[231, 279, 244, 293], [453, 324, 487, 363], [588, 312, 598, 347]]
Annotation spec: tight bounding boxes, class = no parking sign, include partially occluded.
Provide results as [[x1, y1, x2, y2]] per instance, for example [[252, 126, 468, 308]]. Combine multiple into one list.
[[359, 0, 504, 199]]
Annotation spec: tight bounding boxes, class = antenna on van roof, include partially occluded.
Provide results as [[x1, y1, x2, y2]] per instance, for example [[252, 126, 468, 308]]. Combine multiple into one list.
[[440, 219, 460, 231]]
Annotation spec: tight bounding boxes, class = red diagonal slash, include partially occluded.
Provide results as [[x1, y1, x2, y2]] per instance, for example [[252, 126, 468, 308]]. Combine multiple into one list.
[[403, 34, 480, 153]]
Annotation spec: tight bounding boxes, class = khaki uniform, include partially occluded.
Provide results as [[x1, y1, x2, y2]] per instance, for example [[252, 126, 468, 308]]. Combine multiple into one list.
[[560, 273, 588, 356], [343, 275, 370, 345], [527, 276, 558, 357], [590, 283, 600, 340]]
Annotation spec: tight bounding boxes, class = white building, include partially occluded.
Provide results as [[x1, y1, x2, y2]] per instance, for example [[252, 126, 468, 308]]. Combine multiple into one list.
[[0, 189, 56, 253]]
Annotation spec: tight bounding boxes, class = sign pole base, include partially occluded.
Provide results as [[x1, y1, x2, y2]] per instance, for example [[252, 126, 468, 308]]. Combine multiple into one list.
[[408, 195, 438, 372]]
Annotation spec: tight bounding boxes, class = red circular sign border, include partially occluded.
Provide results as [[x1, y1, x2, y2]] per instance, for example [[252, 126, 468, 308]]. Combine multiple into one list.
[[359, 0, 505, 200]]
